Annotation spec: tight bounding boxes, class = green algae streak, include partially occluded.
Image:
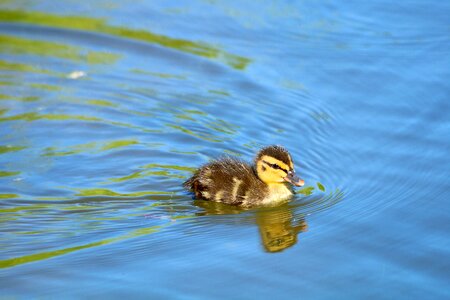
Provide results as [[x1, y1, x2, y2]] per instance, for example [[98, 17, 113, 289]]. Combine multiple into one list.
[[0, 223, 175, 269], [0, 10, 251, 70]]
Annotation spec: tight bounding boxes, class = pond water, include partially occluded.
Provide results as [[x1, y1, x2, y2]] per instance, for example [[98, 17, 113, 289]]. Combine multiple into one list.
[[1, 1, 449, 298]]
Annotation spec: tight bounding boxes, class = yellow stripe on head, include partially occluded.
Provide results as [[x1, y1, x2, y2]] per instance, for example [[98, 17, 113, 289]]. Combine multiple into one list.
[[260, 155, 290, 173], [256, 145, 294, 170]]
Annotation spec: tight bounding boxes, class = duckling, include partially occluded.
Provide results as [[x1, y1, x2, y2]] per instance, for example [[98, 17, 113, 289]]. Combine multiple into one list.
[[184, 145, 305, 207]]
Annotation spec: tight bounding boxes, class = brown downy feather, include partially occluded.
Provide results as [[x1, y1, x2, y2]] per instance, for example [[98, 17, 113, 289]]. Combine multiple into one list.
[[184, 157, 267, 206]]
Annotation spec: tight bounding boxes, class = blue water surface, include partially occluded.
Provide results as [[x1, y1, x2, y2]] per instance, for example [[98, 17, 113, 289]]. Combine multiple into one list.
[[0, 0, 449, 298]]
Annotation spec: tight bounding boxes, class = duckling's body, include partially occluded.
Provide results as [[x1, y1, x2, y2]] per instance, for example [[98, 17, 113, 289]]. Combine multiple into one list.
[[184, 145, 304, 207]]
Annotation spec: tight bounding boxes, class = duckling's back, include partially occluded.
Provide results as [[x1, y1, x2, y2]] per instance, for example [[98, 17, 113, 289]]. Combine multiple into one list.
[[184, 157, 267, 206]]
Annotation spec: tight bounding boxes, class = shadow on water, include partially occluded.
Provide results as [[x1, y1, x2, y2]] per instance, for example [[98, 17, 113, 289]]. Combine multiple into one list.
[[256, 206, 308, 253], [195, 200, 308, 252], [194, 185, 343, 253]]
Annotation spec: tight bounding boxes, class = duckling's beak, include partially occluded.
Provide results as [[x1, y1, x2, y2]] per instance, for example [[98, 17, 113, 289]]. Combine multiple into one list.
[[284, 171, 305, 187]]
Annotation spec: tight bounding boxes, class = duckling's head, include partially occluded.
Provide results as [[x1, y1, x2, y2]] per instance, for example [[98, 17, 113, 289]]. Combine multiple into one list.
[[255, 145, 305, 186]]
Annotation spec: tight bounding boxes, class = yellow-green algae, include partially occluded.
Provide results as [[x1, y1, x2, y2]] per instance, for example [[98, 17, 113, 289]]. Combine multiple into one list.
[[42, 139, 139, 157], [106, 164, 196, 183], [317, 182, 326, 192], [0, 10, 251, 70], [87, 99, 118, 107], [0, 223, 178, 269], [0, 171, 20, 177], [0, 194, 19, 199], [0, 93, 40, 102], [0, 112, 101, 122], [74, 188, 174, 198], [0, 59, 59, 75], [0, 145, 26, 154], [296, 186, 315, 196], [0, 34, 120, 65], [0, 112, 157, 133]]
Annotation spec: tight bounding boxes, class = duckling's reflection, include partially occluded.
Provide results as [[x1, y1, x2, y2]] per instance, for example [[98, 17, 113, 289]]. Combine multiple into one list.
[[256, 205, 308, 252], [194, 201, 307, 253]]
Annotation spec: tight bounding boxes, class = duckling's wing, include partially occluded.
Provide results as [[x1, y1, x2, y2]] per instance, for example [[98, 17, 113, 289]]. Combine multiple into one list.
[[184, 157, 262, 205]]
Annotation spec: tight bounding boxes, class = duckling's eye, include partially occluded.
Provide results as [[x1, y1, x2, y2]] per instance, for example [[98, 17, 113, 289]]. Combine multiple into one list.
[[271, 163, 281, 170], [263, 161, 277, 169], [263, 160, 288, 173]]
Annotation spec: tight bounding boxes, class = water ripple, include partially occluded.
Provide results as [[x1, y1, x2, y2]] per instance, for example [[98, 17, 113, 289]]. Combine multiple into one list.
[[1, 1, 449, 297]]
